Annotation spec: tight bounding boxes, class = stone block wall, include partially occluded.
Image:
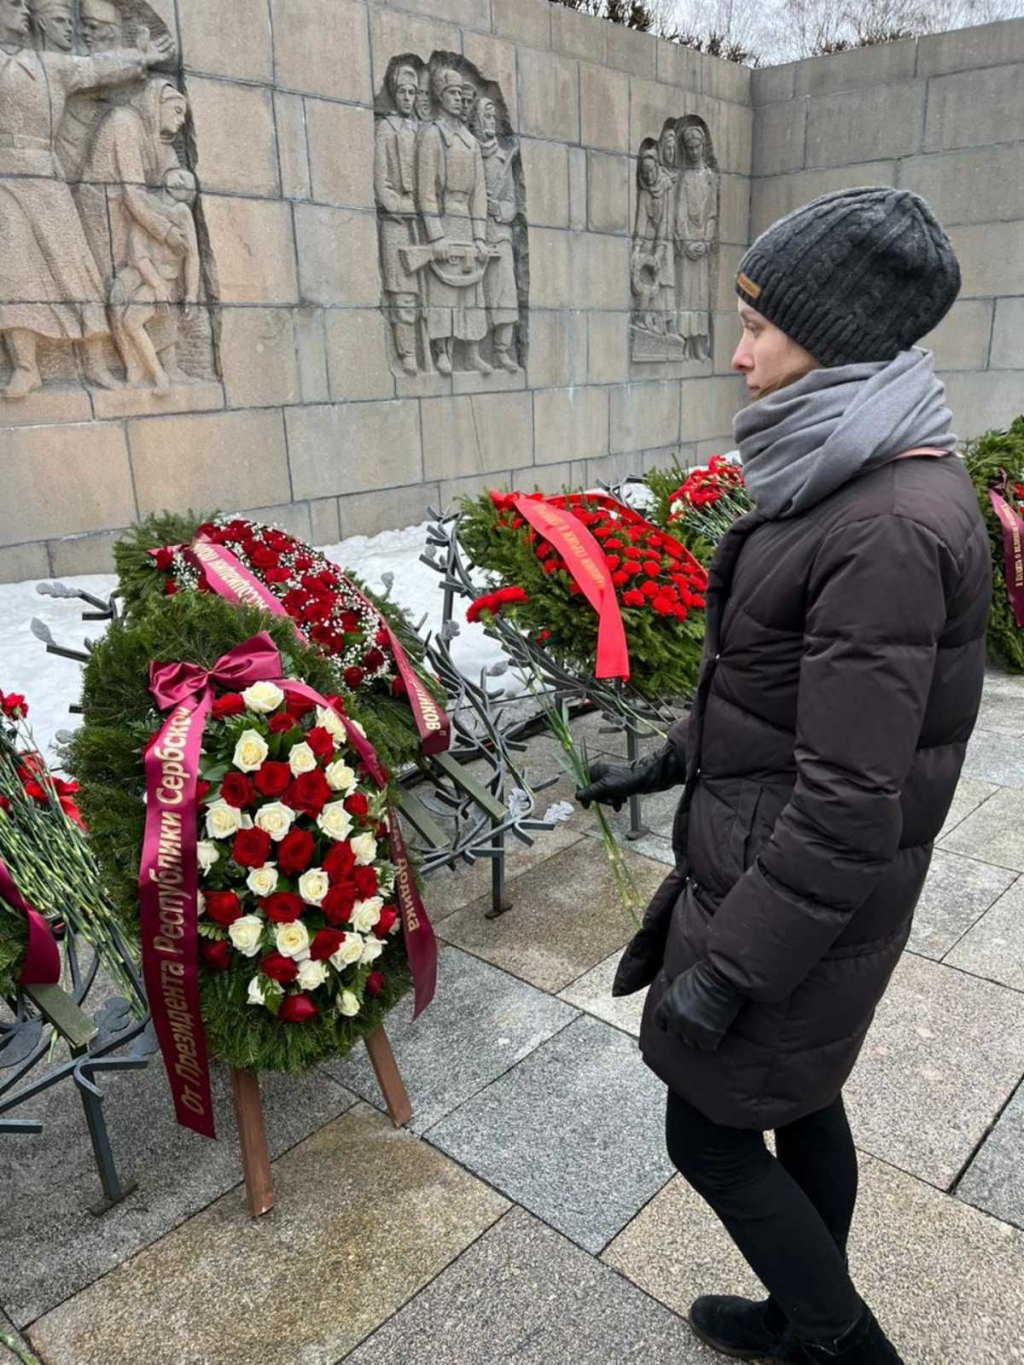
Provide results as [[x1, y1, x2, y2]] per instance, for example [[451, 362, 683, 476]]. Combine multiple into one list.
[[750, 18, 1024, 442]]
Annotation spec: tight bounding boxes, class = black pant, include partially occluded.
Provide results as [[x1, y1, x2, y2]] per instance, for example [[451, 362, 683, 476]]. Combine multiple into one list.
[[665, 1088, 863, 1344]]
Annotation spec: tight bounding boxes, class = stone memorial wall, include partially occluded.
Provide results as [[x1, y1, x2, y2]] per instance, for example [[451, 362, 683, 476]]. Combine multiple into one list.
[[0, 0, 1021, 582]]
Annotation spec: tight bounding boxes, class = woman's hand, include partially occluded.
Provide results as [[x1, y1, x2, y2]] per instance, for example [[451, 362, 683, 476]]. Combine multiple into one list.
[[654, 960, 745, 1051], [576, 744, 685, 812]]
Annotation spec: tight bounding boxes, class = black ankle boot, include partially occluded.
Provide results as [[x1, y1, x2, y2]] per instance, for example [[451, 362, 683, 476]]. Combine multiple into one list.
[[688, 1295, 788, 1359], [773, 1308, 904, 1363]]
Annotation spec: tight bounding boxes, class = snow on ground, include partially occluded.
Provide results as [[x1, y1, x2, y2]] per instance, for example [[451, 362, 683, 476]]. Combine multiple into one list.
[[0, 523, 513, 765]]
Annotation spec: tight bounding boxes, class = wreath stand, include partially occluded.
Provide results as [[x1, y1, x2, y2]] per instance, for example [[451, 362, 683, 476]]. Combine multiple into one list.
[[229, 1024, 411, 1218]]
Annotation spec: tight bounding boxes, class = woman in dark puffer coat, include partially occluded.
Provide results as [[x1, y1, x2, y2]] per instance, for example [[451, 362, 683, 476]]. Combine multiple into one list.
[[579, 188, 990, 1364]]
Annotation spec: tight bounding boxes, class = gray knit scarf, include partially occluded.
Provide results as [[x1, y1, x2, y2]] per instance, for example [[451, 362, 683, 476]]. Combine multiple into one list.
[[733, 348, 956, 520]]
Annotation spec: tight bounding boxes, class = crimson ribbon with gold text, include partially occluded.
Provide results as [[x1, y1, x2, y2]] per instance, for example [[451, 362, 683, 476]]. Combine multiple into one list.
[[0, 857, 60, 987], [989, 472, 1024, 628]]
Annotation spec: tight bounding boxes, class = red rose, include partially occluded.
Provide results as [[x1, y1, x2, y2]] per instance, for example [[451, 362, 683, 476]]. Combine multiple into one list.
[[278, 993, 318, 1023], [343, 666, 365, 689], [353, 864, 378, 899], [306, 726, 335, 762], [260, 951, 298, 984], [324, 841, 356, 882], [261, 891, 303, 923], [344, 792, 369, 819], [391, 676, 407, 698], [363, 648, 385, 671], [374, 907, 398, 938], [268, 713, 296, 734], [285, 693, 316, 719], [200, 939, 232, 971], [264, 567, 291, 584], [220, 772, 254, 809], [310, 928, 346, 961], [204, 891, 242, 927], [366, 970, 385, 997], [288, 769, 331, 817], [322, 882, 357, 926], [153, 547, 174, 572], [164, 580, 179, 596], [196, 779, 212, 802], [340, 611, 360, 633], [250, 546, 280, 571], [279, 828, 315, 875], [253, 761, 291, 797], [212, 693, 246, 718], [232, 827, 272, 868]]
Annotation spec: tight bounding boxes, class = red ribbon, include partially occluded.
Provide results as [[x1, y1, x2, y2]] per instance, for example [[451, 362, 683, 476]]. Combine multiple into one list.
[[513, 495, 630, 681], [989, 473, 1024, 628], [0, 856, 60, 987]]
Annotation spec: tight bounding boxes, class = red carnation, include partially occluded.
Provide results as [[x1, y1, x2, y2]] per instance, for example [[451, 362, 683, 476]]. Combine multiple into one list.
[[310, 928, 346, 961], [344, 792, 369, 819], [374, 907, 398, 938], [0, 796, 9, 814], [212, 693, 246, 719], [324, 840, 356, 882], [288, 769, 331, 817], [1, 693, 28, 719], [260, 951, 298, 984], [220, 772, 254, 809], [278, 828, 315, 875], [323, 882, 358, 925], [253, 761, 291, 797], [366, 970, 385, 997], [278, 993, 318, 1023], [200, 939, 232, 971], [204, 891, 242, 927], [643, 561, 661, 577], [232, 827, 272, 869], [261, 891, 303, 923], [353, 864, 378, 899], [343, 666, 365, 689], [306, 726, 335, 762], [268, 713, 295, 735]]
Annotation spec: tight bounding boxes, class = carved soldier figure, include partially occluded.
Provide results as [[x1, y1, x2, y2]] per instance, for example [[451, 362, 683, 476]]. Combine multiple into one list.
[[0, 0, 169, 397], [469, 94, 519, 372], [374, 60, 422, 376], [414, 65, 431, 121], [673, 119, 718, 360], [28, 0, 72, 50], [631, 138, 676, 337], [81, 0, 122, 51], [56, 0, 129, 181], [414, 65, 490, 376]]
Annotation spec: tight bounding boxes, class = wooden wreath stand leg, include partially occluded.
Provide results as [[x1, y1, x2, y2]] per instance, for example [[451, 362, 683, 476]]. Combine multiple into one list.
[[229, 1026, 411, 1219]]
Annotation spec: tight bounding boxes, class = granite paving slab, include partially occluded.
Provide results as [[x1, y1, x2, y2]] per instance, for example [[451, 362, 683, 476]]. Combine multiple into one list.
[[940, 785, 1024, 871], [960, 729, 1024, 790], [906, 850, 1017, 960], [559, 949, 648, 1038], [344, 1206, 716, 1364], [438, 838, 667, 993], [945, 876, 1024, 990], [427, 1013, 675, 1253], [975, 690, 1024, 737], [329, 946, 578, 1133], [937, 775, 998, 838], [845, 952, 1024, 1188], [604, 1154, 1024, 1365], [957, 1079, 1024, 1229], [1, 1311, 35, 1365], [423, 821, 586, 922], [27, 1104, 509, 1365], [0, 1060, 355, 1327]]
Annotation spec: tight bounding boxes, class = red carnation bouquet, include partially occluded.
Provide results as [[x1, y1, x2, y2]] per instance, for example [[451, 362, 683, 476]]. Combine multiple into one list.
[[663, 455, 752, 557], [458, 490, 708, 700]]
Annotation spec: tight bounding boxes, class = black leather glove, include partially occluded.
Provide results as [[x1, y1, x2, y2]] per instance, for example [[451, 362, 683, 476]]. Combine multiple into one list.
[[654, 959, 745, 1052], [576, 743, 685, 812]]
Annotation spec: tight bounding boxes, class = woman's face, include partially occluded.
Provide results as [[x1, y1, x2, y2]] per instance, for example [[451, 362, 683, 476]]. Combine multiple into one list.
[[160, 91, 188, 139], [732, 302, 817, 400]]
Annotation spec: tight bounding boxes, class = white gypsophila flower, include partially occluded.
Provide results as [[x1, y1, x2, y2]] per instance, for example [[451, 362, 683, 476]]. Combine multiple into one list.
[[275, 919, 311, 960], [229, 915, 264, 957], [297, 958, 328, 991], [246, 863, 279, 898], [298, 867, 330, 906], [324, 759, 357, 794], [197, 840, 220, 873], [205, 799, 244, 840], [360, 935, 384, 966], [339, 989, 360, 1017], [255, 801, 297, 842], [350, 832, 378, 866], [317, 801, 353, 843], [316, 705, 346, 741], [329, 933, 365, 969], [242, 681, 285, 714], [288, 742, 317, 776], [247, 975, 267, 1006], [350, 896, 383, 934], [233, 729, 270, 773]]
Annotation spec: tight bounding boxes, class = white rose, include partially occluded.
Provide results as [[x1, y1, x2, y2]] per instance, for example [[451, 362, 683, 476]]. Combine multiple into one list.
[[297, 958, 328, 991], [247, 975, 267, 1006], [255, 802, 296, 842], [288, 742, 317, 776], [298, 868, 330, 906], [350, 832, 378, 866], [242, 681, 285, 714], [275, 919, 311, 960], [205, 799, 244, 840], [197, 840, 220, 873], [329, 933, 365, 969], [349, 720, 367, 739], [324, 759, 357, 794], [360, 935, 385, 966], [246, 863, 279, 898], [351, 896, 383, 934], [339, 989, 361, 1017], [197, 892, 206, 917], [233, 729, 269, 773], [317, 802, 353, 843], [229, 914, 264, 957], [316, 705, 346, 741]]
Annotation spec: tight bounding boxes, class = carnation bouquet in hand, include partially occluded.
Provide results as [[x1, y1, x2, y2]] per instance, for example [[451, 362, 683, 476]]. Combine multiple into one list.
[[646, 455, 752, 563]]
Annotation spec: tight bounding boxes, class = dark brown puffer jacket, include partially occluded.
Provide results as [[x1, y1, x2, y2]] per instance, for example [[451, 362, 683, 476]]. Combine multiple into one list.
[[637, 454, 990, 1128]]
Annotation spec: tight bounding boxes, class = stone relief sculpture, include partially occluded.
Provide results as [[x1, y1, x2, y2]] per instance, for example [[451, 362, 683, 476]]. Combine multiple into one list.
[[0, 0, 217, 401], [374, 51, 528, 379], [630, 114, 719, 363]]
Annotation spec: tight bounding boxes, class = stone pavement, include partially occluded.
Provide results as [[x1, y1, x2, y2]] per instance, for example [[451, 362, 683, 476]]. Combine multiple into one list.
[[5, 672, 1024, 1365]]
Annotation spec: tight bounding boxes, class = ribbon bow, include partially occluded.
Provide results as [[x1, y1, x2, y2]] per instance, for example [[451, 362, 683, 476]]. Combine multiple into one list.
[[149, 632, 282, 712], [0, 857, 60, 987]]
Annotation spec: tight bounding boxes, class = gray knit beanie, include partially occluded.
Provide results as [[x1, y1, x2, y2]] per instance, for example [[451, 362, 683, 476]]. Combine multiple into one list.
[[735, 187, 961, 368]]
